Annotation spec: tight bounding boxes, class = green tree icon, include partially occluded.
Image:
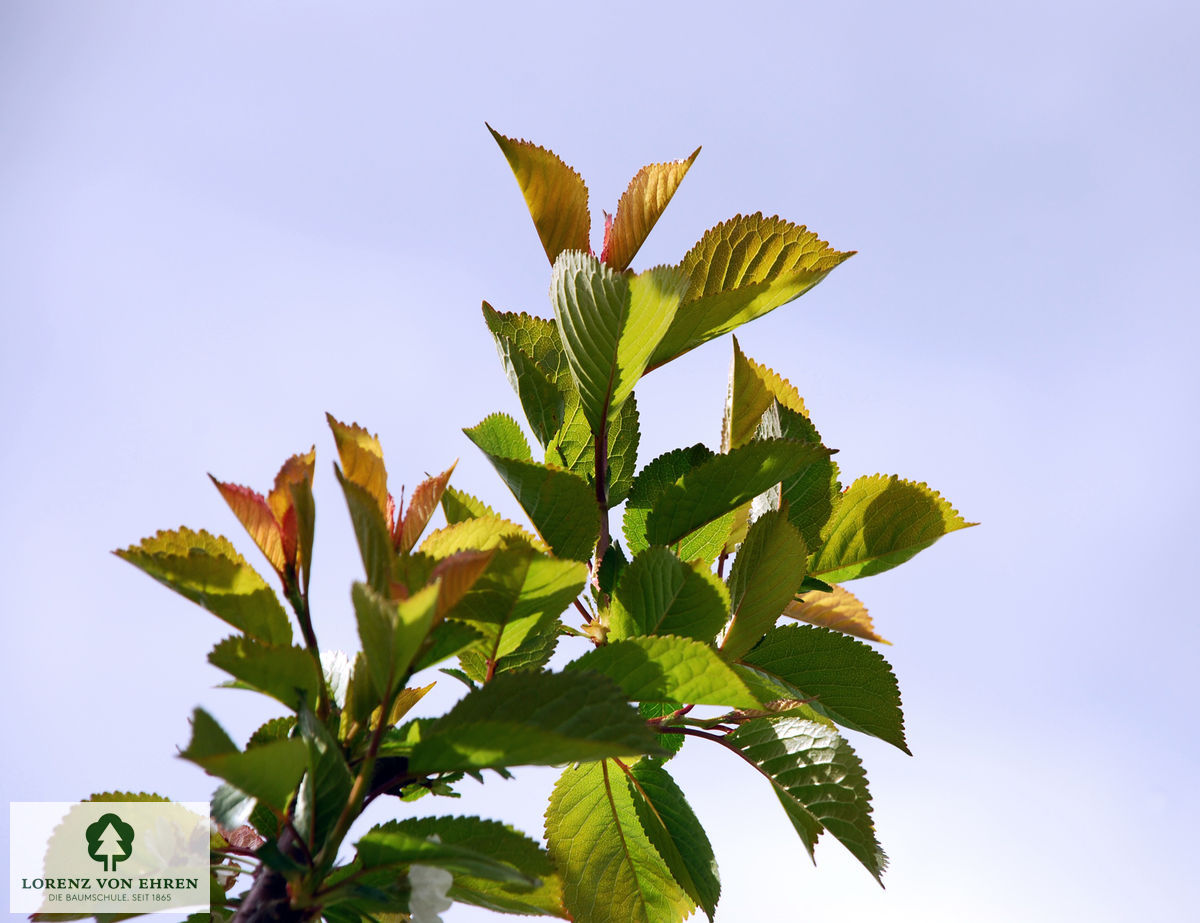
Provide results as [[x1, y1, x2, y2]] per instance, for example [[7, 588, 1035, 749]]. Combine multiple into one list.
[[85, 813, 134, 872]]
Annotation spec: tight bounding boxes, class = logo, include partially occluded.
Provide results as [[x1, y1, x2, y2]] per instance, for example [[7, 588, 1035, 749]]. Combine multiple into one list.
[[84, 812, 135, 872]]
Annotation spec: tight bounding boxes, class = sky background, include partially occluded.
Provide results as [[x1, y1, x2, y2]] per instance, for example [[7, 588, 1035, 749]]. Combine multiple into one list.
[[2, 1, 1198, 920]]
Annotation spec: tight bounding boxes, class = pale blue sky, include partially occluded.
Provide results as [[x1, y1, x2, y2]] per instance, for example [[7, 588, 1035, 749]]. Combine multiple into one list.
[[3, 2, 1198, 920]]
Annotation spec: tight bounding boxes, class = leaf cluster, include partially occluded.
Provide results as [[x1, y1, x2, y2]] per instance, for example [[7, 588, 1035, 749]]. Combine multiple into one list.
[[102, 129, 972, 923]]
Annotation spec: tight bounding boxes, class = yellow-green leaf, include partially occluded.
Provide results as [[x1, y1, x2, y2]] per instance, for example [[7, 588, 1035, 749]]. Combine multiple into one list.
[[810, 475, 975, 582], [115, 528, 292, 645], [648, 214, 854, 371], [552, 252, 686, 433]]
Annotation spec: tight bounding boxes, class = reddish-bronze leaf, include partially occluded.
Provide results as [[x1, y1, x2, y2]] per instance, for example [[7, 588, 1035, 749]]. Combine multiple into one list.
[[268, 447, 315, 568], [430, 548, 494, 617], [397, 462, 458, 553], [601, 147, 700, 271], [209, 477, 287, 576]]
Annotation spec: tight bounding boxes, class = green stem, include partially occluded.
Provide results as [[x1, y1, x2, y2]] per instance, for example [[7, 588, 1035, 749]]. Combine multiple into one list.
[[286, 582, 330, 719]]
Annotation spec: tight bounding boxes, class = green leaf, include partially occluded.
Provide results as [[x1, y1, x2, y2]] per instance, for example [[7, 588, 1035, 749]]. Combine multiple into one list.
[[568, 636, 758, 708], [640, 702, 685, 758], [741, 624, 907, 752], [180, 708, 307, 813], [766, 403, 842, 549], [809, 474, 975, 582], [358, 821, 535, 887], [464, 411, 534, 462], [459, 621, 561, 682], [546, 390, 641, 508], [627, 759, 720, 921], [645, 440, 831, 548], [479, 305, 573, 387], [295, 705, 355, 857], [465, 414, 599, 561], [483, 302, 566, 449], [115, 528, 292, 645], [609, 547, 729, 643], [421, 515, 546, 557], [208, 635, 322, 711], [622, 445, 731, 563], [489, 125, 591, 264], [721, 510, 808, 661], [722, 336, 808, 453], [412, 620, 485, 673], [335, 466, 394, 595], [443, 544, 585, 667], [546, 759, 693, 923], [379, 816, 566, 917], [725, 716, 887, 881], [647, 214, 854, 370], [440, 486, 498, 524], [601, 148, 701, 272], [551, 251, 685, 432], [409, 671, 662, 772], [353, 582, 441, 699]]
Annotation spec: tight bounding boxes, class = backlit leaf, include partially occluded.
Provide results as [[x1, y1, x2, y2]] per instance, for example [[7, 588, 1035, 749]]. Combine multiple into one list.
[[353, 582, 441, 699], [295, 704, 354, 854], [726, 716, 887, 881], [208, 635, 322, 711], [645, 440, 831, 548], [465, 414, 598, 561], [180, 708, 307, 813], [722, 337, 807, 454], [546, 390, 640, 508], [626, 759, 720, 921], [270, 448, 316, 572], [209, 477, 287, 575], [335, 466, 394, 595], [421, 516, 546, 557], [602, 147, 701, 271], [568, 635, 758, 708], [489, 125, 591, 264], [546, 759, 692, 923], [115, 528, 292, 646], [443, 543, 586, 669], [783, 584, 888, 644], [609, 547, 729, 643], [409, 671, 661, 772], [741, 624, 907, 752], [379, 816, 565, 917], [810, 475, 975, 582], [721, 510, 808, 661], [398, 463, 457, 554], [623, 445, 730, 564], [326, 414, 390, 522], [648, 214, 854, 370], [551, 251, 685, 432], [763, 403, 841, 549], [357, 822, 535, 887], [440, 487, 498, 524]]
